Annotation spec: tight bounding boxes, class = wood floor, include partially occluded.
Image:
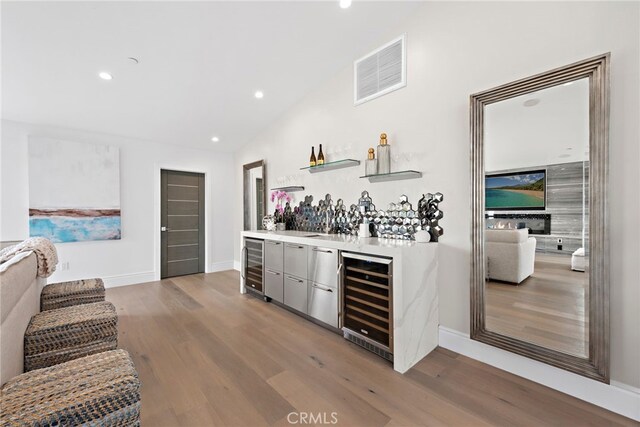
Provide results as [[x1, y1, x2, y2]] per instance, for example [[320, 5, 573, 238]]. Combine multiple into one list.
[[486, 253, 588, 357], [107, 271, 631, 426]]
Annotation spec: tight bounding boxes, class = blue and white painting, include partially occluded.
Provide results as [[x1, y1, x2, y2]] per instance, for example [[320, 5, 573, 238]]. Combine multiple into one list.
[[28, 138, 121, 243]]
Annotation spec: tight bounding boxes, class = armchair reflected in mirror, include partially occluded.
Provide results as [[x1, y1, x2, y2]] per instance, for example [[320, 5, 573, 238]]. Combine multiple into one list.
[[243, 160, 266, 231], [470, 54, 610, 382]]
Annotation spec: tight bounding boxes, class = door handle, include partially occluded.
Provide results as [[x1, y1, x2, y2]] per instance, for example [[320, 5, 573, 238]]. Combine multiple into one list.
[[312, 248, 333, 253], [241, 246, 247, 280], [337, 263, 343, 276], [161, 226, 169, 232]]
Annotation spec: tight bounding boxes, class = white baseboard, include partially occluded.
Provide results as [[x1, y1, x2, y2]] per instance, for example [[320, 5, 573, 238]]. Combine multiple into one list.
[[233, 260, 241, 271], [102, 271, 156, 288], [438, 326, 640, 421], [209, 261, 234, 273]]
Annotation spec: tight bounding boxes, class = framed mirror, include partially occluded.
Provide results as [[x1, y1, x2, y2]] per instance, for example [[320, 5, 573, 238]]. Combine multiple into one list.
[[243, 160, 266, 231], [470, 54, 610, 382]]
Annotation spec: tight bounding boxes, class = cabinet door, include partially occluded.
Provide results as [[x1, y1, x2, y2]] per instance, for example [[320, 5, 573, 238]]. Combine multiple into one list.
[[307, 246, 338, 288], [284, 275, 308, 314], [264, 268, 284, 303], [284, 243, 308, 279], [265, 240, 284, 272], [308, 282, 338, 328]]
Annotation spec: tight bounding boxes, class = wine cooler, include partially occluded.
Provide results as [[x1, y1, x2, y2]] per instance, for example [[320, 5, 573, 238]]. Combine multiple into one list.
[[341, 252, 393, 361], [242, 238, 264, 294]]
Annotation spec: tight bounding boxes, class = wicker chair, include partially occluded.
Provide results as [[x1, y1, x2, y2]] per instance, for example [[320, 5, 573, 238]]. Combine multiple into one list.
[[24, 301, 118, 371], [40, 278, 105, 311], [0, 349, 140, 426]]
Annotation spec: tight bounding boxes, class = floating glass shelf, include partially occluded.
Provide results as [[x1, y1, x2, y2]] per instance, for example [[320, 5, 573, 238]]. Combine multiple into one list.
[[360, 170, 423, 183], [301, 159, 360, 173], [270, 186, 305, 192]]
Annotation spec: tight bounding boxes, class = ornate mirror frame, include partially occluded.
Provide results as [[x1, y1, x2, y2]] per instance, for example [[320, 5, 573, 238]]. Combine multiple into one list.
[[470, 54, 610, 382], [243, 160, 266, 231]]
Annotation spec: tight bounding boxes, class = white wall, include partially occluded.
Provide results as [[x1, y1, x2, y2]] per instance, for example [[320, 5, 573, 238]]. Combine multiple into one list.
[[1, 119, 235, 286], [234, 0, 640, 393]]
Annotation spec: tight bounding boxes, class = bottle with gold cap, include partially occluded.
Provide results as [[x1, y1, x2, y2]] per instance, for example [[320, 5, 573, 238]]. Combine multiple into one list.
[[365, 148, 377, 176], [377, 133, 390, 174]]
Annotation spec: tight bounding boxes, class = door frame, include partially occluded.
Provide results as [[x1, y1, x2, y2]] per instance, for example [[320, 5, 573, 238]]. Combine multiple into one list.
[[154, 164, 210, 281]]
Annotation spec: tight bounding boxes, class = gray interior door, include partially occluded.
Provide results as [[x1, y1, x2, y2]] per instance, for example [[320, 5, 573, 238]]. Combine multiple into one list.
[[161, 170, 205, 278]]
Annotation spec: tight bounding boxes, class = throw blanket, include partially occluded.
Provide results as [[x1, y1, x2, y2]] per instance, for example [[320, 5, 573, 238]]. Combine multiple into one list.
[[0, 237, 58, 278]]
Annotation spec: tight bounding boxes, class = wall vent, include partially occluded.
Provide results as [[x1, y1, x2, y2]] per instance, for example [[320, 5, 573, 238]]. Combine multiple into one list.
[[354, 34, 406, 105]]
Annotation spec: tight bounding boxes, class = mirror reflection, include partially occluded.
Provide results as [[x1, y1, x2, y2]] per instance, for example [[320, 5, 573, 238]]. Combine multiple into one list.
[[484, 78, 590, 357], [243, 161, 265, 231]]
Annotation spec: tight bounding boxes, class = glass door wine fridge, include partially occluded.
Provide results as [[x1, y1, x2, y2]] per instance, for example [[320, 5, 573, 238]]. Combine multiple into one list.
[[341, 252, 393, 361], [242, 238, 264, 294]]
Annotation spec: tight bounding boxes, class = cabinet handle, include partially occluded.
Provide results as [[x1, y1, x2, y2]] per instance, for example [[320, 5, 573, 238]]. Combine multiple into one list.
[[312, 248, 333, 253], [266, 241, 281, 245], [286, 275, 304, 283], [312, 284, 333, 292], [286, 244, 304, 249], [360, 329, 369, 335], [266, 269, 280, 275]]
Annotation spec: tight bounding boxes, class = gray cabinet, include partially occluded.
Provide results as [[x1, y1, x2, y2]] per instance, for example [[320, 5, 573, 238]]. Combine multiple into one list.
[[264, 268, 284, 303], [307, 246, 338, 288], [284, 243, 308, 279], [265, 240, 284, 272], [308, 282, 338, 328], [284, 275, 308, 314]]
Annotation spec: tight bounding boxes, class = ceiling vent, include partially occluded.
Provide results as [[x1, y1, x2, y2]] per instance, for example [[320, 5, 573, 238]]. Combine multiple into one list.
[[354, 34, 406, 105]]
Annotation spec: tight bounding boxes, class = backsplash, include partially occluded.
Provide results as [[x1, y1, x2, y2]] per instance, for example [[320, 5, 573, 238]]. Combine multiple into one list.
[[275, 191, 444, 242]]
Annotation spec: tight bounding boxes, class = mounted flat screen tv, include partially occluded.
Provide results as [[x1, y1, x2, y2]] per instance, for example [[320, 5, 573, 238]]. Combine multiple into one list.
[[485, 170, 546, 210]]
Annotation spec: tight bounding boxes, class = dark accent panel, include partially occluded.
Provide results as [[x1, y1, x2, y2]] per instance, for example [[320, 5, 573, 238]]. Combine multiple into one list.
[[168, 230, 199, 246], [168, 185, 198, 201], [167, 259, 200, 277], [167, 172, 199, 186], [168, 245, 199, 260], [168, 200, 199, 215], [168, 215, 199, 230]]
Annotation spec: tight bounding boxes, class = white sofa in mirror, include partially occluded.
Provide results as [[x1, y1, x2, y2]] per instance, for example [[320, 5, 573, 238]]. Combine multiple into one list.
[[485, 228, 536, 284]]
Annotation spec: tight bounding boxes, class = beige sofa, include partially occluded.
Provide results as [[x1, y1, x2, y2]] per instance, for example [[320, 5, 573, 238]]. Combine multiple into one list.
[[486, 228, 536, 284], [0, 252, 45, 386]]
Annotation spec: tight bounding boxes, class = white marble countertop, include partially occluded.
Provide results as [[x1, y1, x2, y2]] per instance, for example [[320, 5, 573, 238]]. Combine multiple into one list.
[[241, 230, 435, 257]]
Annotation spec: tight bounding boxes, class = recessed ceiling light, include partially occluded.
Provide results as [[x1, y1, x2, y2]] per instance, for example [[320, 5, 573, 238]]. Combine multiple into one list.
[[339, 0, 352, 8], [211, 136, 220, 143], [99, 72, 113, 80], [254, 90, 264, 99], [523, 98, 540, 107]]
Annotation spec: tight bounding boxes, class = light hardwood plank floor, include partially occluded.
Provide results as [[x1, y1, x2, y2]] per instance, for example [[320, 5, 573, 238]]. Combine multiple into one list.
[[107, 271, 631, 426], [486, 253, 588, 357]]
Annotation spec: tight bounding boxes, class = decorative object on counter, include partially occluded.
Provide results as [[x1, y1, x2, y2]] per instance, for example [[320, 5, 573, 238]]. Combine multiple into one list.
[[262, 215, 276, 231], [309, 146, 316, 167], [365, 148, 377, 176], [317, 144, 325, 165], [377, 133, 391, 174], [271, 190, 292, 227], [283, 190, 444, 241], [414, 230, 432, 243], [359, 218, 371, 238], [276, 223, 286, 231], [418, 192, 444, 242]]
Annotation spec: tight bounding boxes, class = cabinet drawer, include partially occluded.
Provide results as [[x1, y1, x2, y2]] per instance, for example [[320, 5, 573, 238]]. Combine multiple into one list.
[[308, 282, 338, 328], [264, 268, 284, 303], [284, 275, 308, 314], [307, 246, 338, 288], [265, 240, 284, 272], [284, 243, 308, 279]]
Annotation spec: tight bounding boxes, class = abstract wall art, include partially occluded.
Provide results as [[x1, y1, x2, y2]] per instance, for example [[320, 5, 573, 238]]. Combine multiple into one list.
[[28, 137, 121, 243]]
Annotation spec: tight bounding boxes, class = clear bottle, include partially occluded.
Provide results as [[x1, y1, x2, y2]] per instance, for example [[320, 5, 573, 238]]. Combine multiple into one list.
[[377, 133, 390, 174], [365, 148, 377, 176]]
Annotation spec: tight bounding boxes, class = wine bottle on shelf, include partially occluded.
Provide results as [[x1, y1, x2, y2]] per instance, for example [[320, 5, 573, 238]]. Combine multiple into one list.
[[317, 144, 325, 165], [309, 146, 317, 167], [377, 133, 390, 174]]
